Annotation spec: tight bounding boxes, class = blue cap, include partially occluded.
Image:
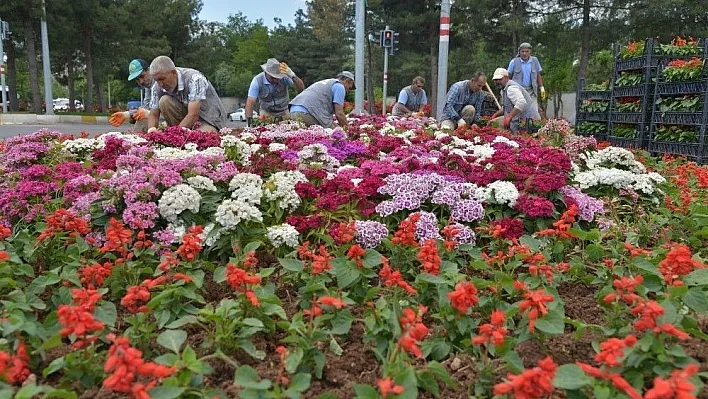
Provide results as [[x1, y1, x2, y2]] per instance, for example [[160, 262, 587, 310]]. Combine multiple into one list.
[[127, 59, 149, 81]]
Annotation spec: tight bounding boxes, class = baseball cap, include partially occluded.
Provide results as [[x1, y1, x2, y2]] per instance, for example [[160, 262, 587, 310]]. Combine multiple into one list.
[[128, 59, 149, 81], [261, 58, 288, 79], [337, 71, 356, 89], [492, 68, 509, 80]]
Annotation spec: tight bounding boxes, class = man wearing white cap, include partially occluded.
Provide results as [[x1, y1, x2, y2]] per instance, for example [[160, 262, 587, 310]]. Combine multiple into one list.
[[508, 43, 546, 118], [289, 71, 355, 129], [245, 58, 305, 125], [490, 67, 539, 133]]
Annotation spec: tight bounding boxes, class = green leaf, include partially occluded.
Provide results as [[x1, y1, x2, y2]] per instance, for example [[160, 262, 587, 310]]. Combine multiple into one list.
[[503, 351, 525, 374], [594, 385, 611, 399], [149, 386, 186, 399], [353, 384, 379, 399], [332, 258, 362, 289], [683, 288, 708, 312], [213, 266, 227, 283], [519, 236, 541, 252], [553, 364, 592, 389], [684, 269, 708, 286], [165, 315, 198, 329], [633, 258, 662, 278], [362, 249, 382, 269], [329, 311, 354, 335], [416, 273, 447, 284], [585, 244, 605, 262], [288, 373, 312, 392], [43, 356, 66, 377], [329, 337, 343, 356], [285, 347, 304, 374], [14, 384, 44, 399], [156, 329, 187, 354], [280, 258, 305, 273], [534, 309, 565, 335], [93, 301, 117, 327], [242, 318, 265, 328], [234, 365, 272, 390]]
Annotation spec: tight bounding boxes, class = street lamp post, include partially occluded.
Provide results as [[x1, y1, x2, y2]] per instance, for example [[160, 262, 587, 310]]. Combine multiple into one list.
[[41, 0, 54, 115]]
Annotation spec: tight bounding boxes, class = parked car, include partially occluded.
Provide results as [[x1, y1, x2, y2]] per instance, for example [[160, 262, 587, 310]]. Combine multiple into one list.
[[228, 107, 258, 122], [53, 98, 84, 112]]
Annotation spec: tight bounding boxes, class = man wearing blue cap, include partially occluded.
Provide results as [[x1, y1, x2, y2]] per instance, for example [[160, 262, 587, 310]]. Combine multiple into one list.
[[109, 59, 151, 130], [289, 71, 355, 129]]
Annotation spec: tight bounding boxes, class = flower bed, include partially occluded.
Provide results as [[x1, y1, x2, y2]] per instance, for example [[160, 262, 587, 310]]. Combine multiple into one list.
[[0, 117, 706, 399]]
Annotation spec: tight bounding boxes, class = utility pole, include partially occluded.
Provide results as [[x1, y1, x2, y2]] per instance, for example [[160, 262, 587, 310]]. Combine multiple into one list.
[[0, 19, 9, 114], [107, 77, 111, 108], [436, 0, 451, 119], [354, 0, 365, 114], [41, 0, 54, 115]]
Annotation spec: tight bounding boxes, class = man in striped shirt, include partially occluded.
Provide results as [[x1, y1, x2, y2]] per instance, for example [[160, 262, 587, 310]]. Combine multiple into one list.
[[440, 72, 488, 130]]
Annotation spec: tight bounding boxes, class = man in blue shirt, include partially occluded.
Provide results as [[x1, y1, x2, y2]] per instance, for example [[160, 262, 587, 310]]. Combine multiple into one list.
[[393, 76, 428, 116], [245, 58, 304, 125], [507, 43, 546, 119], [440, 72, 489, 130], [290, 71, 355, 129]]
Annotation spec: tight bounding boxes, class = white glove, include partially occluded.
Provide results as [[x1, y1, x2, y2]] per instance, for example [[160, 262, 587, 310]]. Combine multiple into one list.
[[457, 118, 467, 127], [279, 62, 296, 78], [147, 127, 158, 134]]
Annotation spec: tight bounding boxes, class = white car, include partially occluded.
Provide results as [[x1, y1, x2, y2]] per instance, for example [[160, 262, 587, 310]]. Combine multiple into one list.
[[228, 108, 258, 122]]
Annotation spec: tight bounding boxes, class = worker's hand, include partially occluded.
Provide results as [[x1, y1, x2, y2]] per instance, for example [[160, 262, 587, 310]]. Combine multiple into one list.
[[109, 111, 129, 127], [457, 118, 467, 128], [147, 127, 158, 134], [132, 108, 147, 121], [279, 62, 296, 78], [503, 115, 513, 129], [540, 86, 547, 101]]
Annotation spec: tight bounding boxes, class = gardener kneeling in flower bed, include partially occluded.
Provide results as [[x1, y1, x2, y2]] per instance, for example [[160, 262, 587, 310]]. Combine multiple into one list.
[[392, 75, 428, 117], [109, 59, 152, 131], [490, 67, 539, 133], [245, 58, 305, 126], [146, 56, 227, 132], [440, 72, 489, 130], [289, 71, 355, 129]]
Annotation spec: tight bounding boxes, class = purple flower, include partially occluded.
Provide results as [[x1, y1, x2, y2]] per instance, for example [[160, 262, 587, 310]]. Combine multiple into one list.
[[451, 199, 485, 222], [355, 220, 389, 248], [152, 229, 176, 246], [559, 186, 605, 222], [123, 201, 159, 230], [416, 211, 442, 242]]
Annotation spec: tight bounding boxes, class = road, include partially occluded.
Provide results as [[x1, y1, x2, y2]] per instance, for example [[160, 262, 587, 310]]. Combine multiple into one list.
[[0, 121, 247, 139]]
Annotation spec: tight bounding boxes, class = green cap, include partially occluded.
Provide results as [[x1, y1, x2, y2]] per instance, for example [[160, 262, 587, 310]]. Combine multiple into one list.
[[128, 59, 149, 81]]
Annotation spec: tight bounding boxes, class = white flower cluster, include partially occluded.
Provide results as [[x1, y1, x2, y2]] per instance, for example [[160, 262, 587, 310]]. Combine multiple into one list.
[[266, 223, 300, 248], [441, 137, 496, 162], [434, 130, 450, 141], [158, 184, 202, 222], [200, 223, 222, 246], [268, 143, 288, 152], [187, 176, 217, 192], [475, 180, 519, 207], [167, 222, 186, 243], [152, 146, 224, 160], [574, 168, 666, 195], [264, 171, 307, 210], [215, 199, 263, 229], [381, 123, 396, 134], [580, 147, 645, 174], [62, 137, 102, 157], [297, 143, 340, 172], [101, 132, 148, 145], [221, 135, 253, 165], [229, 173, 263, 203]]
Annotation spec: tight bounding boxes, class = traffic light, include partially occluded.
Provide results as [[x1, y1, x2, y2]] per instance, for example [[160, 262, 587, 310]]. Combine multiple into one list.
[[391, 32, 400, 55], [381, 29, 393, 48]]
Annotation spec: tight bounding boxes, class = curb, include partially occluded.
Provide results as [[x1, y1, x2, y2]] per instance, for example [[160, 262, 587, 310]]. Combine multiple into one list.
[[0, 114, 109, 125]]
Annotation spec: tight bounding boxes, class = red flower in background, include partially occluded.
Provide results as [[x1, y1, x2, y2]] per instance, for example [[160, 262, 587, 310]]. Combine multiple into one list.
[[418, 240, 441, 275], [447, 281, 479, 314], [494, 356, 557, 399], [472, 310, 508, 346]]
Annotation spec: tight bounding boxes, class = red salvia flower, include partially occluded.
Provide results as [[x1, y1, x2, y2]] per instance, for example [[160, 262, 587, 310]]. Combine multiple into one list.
[[347, 244, 366, 269], [659, 244, 704, 285], [631, 300, 664, 332], [644, 364, 700, 399], [0, 225, 11, 240], [103, 334, 175, 396], [175, 225, 204, 262], [37, 209, 91, 243], [101, 218, 133, 256], [318, 296, 347, 309], [79, 261, 114, 289], [447, 281, 479, 314], [379, 256, 417, 295], [518, 288, 554, 333], [226, 253, 262, 307], [595, 335, 636, 367], [472, 310, 508, 346], [311, 245, 334, 274], [0, 342, 30, 384], [398, 306, 429, 358], [417, 240, 441, 275], [493, 356, 557, 399], [603, 275, 643, 305], [576, 363, 642, 399], [377, 377, 405, 399], [392, 213, 420, 247]]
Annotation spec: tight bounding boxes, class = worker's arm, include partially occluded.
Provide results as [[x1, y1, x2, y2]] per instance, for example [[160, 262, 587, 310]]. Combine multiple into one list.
[[292, 76, 305, 92], [245, 97, 257, 119], [180, 100, 202, 129], [397, 103, 413, 115], [334, 103, 348, 129], [418, 91, 428, 113], [148, 108, 160, 131]]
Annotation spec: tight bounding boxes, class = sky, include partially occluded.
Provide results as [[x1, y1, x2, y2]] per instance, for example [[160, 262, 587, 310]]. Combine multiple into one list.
[[199, 0, 308, 28]]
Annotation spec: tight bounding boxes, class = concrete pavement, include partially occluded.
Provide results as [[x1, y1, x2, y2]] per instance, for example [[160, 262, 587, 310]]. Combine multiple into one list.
[[0, 121, 247, 139]]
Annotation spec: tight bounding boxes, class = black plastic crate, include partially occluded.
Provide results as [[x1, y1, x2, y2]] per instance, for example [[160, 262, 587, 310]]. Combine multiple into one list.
[[607, 136, 644, 149], [653, 112, 704, 125], [615, 57, 659, 72], [612, 85, 647, 97], [578, 90, 611, 101], [577, 112, 608, 122], [648, 141, 707, 163], [612, 112, 644, 123], [655, 80, 708, 95]]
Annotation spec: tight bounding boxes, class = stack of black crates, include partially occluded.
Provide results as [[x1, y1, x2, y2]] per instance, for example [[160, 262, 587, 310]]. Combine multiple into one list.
[[575, 37, 708, 163]]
